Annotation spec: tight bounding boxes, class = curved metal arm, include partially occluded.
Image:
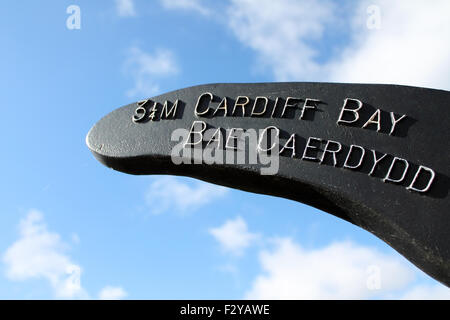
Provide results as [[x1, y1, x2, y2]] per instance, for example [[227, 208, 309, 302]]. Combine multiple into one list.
[[87, 82, 449, 286]]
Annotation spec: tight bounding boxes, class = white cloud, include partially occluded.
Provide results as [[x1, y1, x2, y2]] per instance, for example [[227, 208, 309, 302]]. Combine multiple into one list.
[[227, 0, 336, 81], [145, 176, 229, 214], [227, 0, 450, 90], [116, 0, 136, 17], [99, 286, 128, 300], [160, 0, 210, 16], [3, 210, 88, 299], [328, 0, 450, 90], [124, 46, 178, 98], [245, 238, 450, 299], [209, 216, 260, 256]]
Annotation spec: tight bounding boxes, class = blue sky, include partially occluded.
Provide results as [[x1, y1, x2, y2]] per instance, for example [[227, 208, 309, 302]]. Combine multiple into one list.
[[0, 0, 449, 299]]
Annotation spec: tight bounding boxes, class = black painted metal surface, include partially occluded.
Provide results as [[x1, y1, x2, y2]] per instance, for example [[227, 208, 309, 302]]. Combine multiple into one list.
[[86, 82, 449, 286]]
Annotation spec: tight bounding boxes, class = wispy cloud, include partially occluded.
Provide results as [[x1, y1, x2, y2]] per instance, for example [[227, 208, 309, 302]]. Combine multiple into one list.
[[207, 217, 449, 299], [244, 237, 450, 299], [227, 0, 336, 81], [226, 0, 450, 90], [116, 0, 136, 17], [3, 210, 88, 299], [208, 217, 449, 299], [3, 210, 129, 299], [124, 46, 178, 98], [328, 0, 450, 90], [209, 216, 260, 256], [98, 286, 128, 300], [145, 176, 229, 214], [160, 0, 211, 16]]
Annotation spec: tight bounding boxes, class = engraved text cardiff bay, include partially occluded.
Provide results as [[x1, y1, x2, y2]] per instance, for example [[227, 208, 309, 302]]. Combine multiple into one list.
[[132, 93, 436, 194]]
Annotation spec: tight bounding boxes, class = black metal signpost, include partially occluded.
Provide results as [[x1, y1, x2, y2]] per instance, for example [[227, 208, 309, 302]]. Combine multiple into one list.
[[87, 82, 449, 287]]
